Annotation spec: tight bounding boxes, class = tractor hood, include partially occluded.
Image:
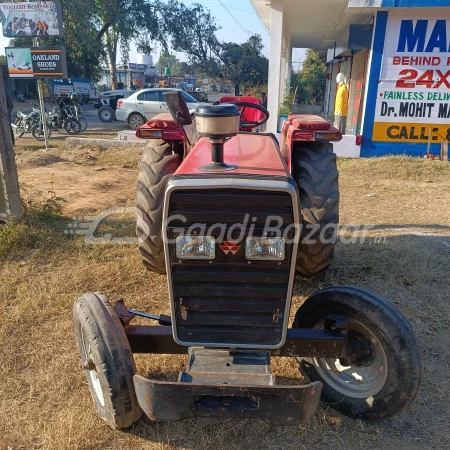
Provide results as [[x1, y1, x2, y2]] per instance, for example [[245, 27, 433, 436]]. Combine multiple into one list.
[[174, 133, 290, 178]]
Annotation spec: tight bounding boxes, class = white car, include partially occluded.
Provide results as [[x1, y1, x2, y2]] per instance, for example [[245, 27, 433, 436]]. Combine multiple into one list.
[[115, 88, 200, 130]]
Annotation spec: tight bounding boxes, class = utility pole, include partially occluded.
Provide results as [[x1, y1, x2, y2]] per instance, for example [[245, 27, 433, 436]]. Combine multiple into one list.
[[0, 64, 23, 221]]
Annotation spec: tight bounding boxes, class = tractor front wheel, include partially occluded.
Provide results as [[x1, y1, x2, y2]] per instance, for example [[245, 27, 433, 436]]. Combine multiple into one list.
[[292, 142, 339, 277], [73, 292, 142, 429], [293, 286, 423, 421], [136, 140, 179, 273]]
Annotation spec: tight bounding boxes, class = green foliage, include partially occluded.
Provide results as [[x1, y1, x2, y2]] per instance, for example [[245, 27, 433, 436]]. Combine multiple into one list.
[[154, 53, 191, 76], [293, 50, 327, 103], [0, 55, 6, 64], [243, 83, 267, 100], [215, 35, 268, 95], [160, 1, 221, 65], [159, 3, 267, 93], [156, 52, 179, 73], [0, 198, 71, 259], [172, 61, 190, 77]]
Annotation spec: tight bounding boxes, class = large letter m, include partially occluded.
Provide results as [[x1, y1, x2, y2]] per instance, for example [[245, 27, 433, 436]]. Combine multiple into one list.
[[397, 20, 427, 52]]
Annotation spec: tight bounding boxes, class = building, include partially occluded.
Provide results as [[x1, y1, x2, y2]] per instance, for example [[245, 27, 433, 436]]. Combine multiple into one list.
[[251, 0, 450, 157], [99, 54, 157, 90]]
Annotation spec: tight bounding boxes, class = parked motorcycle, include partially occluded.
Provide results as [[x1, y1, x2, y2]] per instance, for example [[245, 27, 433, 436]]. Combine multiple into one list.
[[67, 93, 88, 132], [11, 104, 41, 138], [30, 101, 81, 141], [68, 103, 88, 132]]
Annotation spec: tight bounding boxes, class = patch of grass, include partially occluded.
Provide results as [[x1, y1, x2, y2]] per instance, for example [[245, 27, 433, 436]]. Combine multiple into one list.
[[1, 156, 450, 449], [338, 155, 450, 181], [96, 146, 143, 169], [0, 198, 73, 259], [94, 213, 136, 238]]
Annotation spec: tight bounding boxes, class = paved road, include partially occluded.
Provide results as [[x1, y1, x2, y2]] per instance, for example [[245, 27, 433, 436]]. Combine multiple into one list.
[[11, 92, 233, 132]]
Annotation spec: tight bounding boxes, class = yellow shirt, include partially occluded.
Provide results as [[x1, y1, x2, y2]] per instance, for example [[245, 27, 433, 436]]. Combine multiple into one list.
[[334, 83, 349, 116]]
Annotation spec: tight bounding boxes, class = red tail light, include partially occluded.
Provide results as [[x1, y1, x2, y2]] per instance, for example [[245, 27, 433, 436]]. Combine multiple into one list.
[[117, 100, 123, 109]]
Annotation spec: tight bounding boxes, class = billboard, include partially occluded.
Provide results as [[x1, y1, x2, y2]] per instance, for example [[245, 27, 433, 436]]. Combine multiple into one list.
[[374, 10, 450, 144], [0, 2, 63, 37], [6, 47, 67, 78]]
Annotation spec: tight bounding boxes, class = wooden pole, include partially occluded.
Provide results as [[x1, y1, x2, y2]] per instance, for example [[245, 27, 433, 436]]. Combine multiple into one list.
[[0, 64, 23, 221]]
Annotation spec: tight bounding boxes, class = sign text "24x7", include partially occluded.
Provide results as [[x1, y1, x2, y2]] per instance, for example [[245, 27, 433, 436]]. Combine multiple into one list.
[[396, 70, 450, 89]]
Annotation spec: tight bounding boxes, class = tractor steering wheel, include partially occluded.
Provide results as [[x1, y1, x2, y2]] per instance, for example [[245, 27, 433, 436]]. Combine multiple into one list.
[[214, 101, 270, 129]]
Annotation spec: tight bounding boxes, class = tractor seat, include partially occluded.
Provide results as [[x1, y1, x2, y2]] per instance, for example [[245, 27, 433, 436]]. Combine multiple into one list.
[[288, 114, 331, 131], [218, 96, 265, 131], [145, 113, 180, 129]]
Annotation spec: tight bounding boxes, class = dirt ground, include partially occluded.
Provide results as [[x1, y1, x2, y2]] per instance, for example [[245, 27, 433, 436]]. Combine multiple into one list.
[[1, 136, 450, 450]]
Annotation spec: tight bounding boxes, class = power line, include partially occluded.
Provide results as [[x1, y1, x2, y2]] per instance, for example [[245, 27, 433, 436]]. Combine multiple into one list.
[[208, 5, 254, 14], [249, 0, 269, 35], [217, 0, 269, 55], [218, 0, 251, 36]]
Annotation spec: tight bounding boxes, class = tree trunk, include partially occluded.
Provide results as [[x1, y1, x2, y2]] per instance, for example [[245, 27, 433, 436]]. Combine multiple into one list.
[[234, 83, 240, 96], [0, 65, 23, 221], [106, 30, 118, 90]]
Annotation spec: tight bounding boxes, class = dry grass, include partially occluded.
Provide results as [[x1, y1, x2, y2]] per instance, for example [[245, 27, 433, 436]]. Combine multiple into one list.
[[1, 148, 450, 450]]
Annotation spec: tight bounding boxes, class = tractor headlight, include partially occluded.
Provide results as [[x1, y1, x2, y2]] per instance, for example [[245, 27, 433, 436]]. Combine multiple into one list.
[[245, 237, 285, 261], [176, 236, 215, 260]]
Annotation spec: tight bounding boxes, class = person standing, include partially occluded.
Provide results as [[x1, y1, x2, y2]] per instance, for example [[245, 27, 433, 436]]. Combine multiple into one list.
[[261, 92, 267, 109], [334, 73, 348, 134]]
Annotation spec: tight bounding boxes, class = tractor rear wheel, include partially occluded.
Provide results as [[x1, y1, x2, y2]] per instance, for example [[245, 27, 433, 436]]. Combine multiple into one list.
[[136, 140, 179, 273], [291, 142, 339, 277], [98, 106, 115, 123]]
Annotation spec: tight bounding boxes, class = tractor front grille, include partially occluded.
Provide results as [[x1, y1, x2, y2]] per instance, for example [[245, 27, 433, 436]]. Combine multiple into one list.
[[172, 267, 290, 346], [166, 187, 297, 348]]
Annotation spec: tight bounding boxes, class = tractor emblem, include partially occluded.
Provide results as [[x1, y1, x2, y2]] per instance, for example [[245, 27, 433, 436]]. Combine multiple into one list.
[[220, 241, 241, 255]]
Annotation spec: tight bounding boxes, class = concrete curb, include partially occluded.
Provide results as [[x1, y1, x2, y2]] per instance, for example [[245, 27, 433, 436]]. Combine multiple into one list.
[[66, 137, 146, 149]]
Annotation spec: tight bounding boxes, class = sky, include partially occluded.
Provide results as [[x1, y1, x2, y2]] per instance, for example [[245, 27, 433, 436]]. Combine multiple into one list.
[[1, 0, 306, 69]]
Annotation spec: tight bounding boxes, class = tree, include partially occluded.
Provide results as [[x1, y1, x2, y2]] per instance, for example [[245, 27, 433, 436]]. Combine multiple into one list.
[[215, 35, 268, 95], [295, 50, 327, 103], [156, 52, 179, 74], [172, 61, 190, 77], [92, 0, 163, 89], [0, 56, 6, 65], [160, 1, 221, 66]]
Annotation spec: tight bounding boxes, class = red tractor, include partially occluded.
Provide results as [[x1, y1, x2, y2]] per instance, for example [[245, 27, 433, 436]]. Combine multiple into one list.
[[73, 93, 422, 429]]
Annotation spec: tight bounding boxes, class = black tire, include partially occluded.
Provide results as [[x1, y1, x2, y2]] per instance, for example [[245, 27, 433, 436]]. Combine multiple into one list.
[[79, 117, 88, 132], [98, 106, 115, 123], [128, 113, 145, 130], [64, 118, 82, 135], [292, 142, 339, 277], [13, 117, 24, 138], [136, 140, 179, 273], [30, 123, 52, 141], [73, 292, 142, 429], [293, 286, 423, 421]]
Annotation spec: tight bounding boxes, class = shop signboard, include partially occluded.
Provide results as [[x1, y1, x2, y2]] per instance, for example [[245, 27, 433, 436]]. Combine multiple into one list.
[[0, 2, 63, 37], [374, 10, 450, 144], [5, 46, 67, 78]]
